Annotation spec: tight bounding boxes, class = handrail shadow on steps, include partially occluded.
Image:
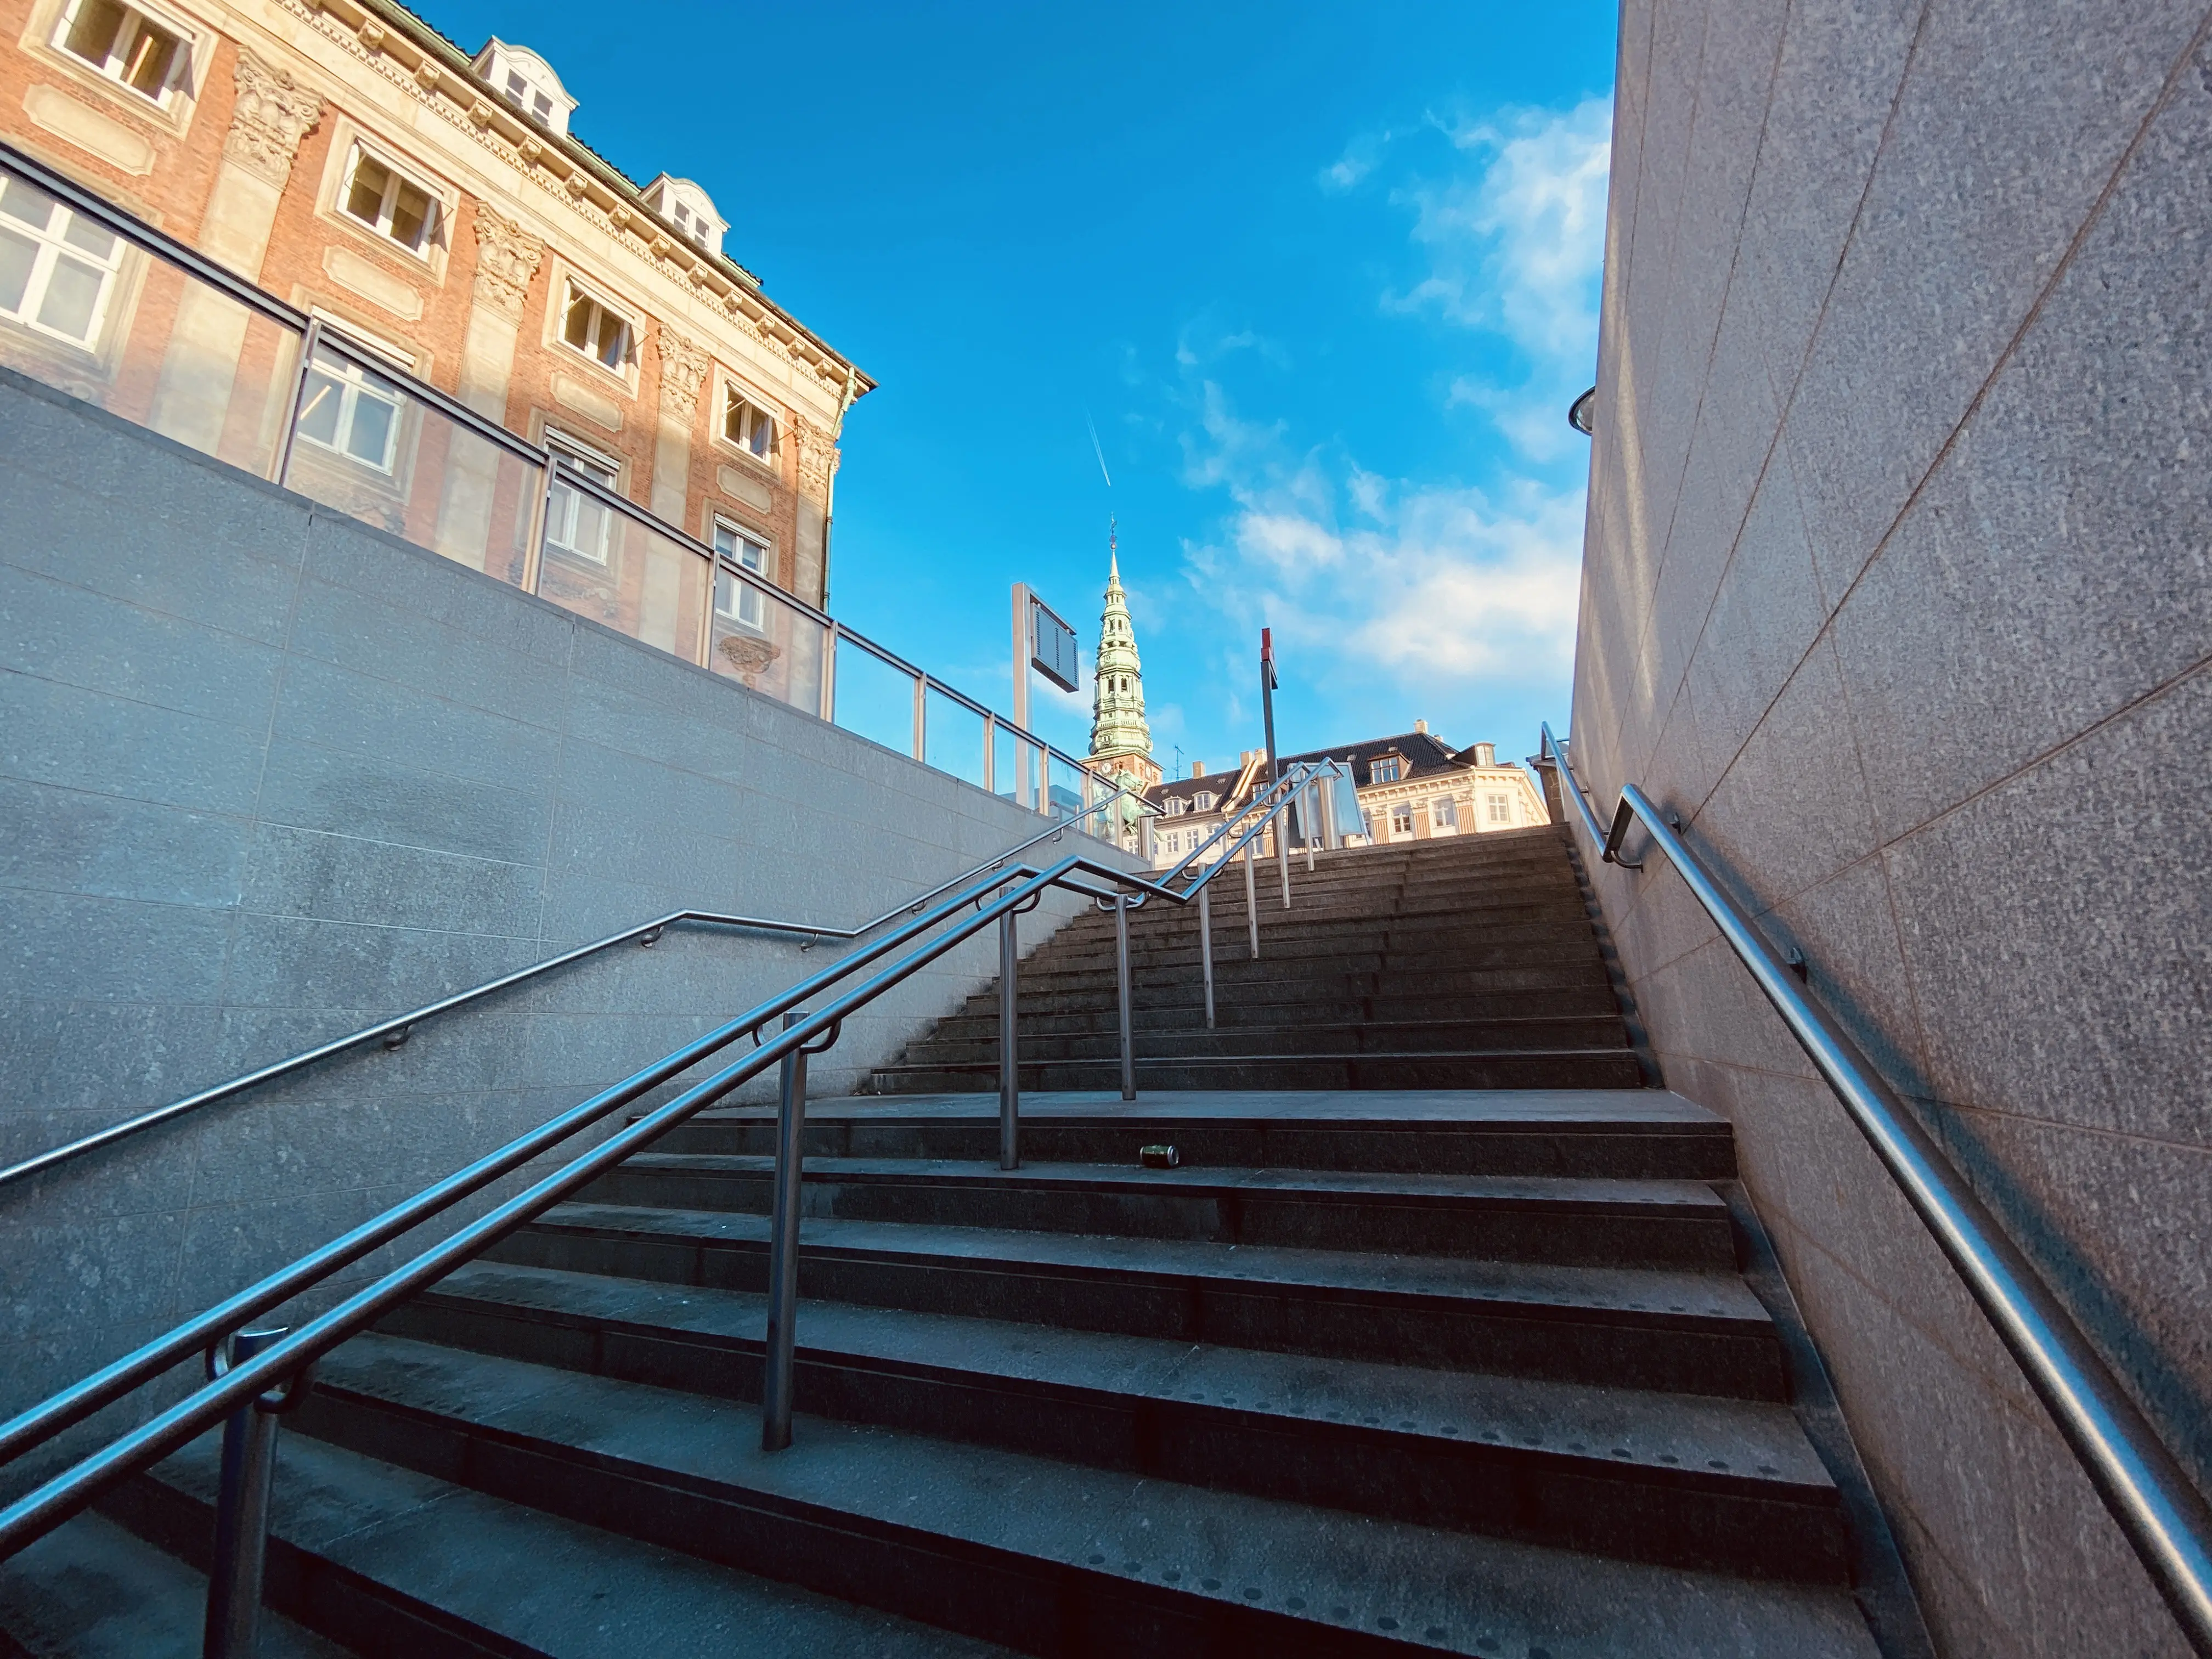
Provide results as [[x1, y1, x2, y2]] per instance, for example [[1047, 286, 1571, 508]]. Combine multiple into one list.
[[1534, 722, 2212, 1656]]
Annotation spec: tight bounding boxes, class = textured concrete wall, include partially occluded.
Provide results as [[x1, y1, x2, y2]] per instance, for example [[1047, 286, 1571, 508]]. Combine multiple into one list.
[[0, 368, 1118, 1475], [1573, 4, 2211, 1655]]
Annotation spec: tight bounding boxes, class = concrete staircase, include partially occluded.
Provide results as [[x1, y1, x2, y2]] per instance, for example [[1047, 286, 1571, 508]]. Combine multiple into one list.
[[8, 832, 1894, 1656], [866, 826, 1645, 1094]]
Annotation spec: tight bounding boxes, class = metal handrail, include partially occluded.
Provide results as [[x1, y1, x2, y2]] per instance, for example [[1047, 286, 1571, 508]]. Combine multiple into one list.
[[0, 135, 1110, 797], [1535, 724, 2212, 1654], [0, 785, 1152, 1194], [0, 789, 1313, 1553]]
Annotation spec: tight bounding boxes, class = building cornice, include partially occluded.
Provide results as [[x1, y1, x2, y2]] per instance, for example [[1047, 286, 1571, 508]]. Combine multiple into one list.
[[282, 0, 874, 405]]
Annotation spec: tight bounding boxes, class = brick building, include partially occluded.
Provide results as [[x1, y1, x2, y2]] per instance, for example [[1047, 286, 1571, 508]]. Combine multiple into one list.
[[0, 0, 870, 622]]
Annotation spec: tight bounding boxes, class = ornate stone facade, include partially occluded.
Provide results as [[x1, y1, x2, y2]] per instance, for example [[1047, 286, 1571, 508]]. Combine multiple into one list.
[[471, 209, 546, 319], [223, 52, 321, 187], [655, 328, 710, 415]]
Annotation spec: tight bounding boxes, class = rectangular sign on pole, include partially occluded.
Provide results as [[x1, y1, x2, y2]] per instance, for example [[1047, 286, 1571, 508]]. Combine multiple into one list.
[[1028, 594, 1080, 693]]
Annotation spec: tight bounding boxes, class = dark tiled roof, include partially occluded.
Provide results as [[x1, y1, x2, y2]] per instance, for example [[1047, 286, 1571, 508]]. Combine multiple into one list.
[[1148, 766, 1248, 813], [1277, 731, 1476, 789]]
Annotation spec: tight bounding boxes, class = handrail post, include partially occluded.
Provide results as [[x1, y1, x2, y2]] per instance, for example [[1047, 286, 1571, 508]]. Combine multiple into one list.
[[998, 910, 1020, 1170], [268, 318, 319, 488], [1114, 894, 1136, 1102], [1276, 815, 1291, 907], [982, 712, 995, 794], [202, 1326, 288, 1659], [911, 673, 927, 763], [1243, 843, 1260, 957], [761, 1008, 808, 1452], [1197, 884, 1216, 1029], [819, 623, 839, 724]]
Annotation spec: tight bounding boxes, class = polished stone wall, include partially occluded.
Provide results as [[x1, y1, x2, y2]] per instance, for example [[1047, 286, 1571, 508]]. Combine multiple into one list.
[[0, 368, 1118, 1479], [1572, 4, 2211, 1654]]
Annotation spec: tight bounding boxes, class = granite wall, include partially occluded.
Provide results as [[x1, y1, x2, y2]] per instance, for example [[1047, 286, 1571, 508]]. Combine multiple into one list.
[[1571, 4, 2212, 1655], [0, 368, 1121, 1479]]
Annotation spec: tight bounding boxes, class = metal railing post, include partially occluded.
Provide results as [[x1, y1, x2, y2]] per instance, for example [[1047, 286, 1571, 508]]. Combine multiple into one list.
[[268, 318, 320, 489], [819, 623, 839, 724], [1243, 843, 1260, 958], [998, 910, 1020, 1170], [981, 713, 995, 794], [1277, 816, 1291, 907], [1114, 894, 1136, 1102], [760, 1007, 808, 1452], [202, 1325, 290, 1659], [911, 674, 928, 763], [1304, 784, 1317, 872], [1198, 883, 1216, 1029]]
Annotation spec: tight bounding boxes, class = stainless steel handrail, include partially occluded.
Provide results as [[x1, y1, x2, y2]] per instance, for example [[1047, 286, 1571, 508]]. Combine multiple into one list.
[[1536, 724, 2212, 1654], [0, 787, 1151, 1194], [0, 817, 1283, 1555], [0, 135, 1113, 800]]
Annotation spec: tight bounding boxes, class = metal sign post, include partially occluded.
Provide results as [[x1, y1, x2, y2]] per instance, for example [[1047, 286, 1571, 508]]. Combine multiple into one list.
[[1012, 583, 1080, 814]]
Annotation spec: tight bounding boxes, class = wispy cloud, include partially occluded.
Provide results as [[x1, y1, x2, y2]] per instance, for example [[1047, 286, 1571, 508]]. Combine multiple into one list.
[[1167, 97, 1607, 716]]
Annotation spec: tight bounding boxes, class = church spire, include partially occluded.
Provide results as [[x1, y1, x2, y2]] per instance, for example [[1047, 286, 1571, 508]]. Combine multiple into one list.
[[1087, 522, 1155, 779]]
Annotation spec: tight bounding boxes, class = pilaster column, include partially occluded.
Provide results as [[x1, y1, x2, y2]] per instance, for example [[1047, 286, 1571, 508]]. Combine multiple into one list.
[[149, 51, 319, 455], [649, 328, 710, 522], [430, 208, 544, 575], [792, 413, 837, 611]]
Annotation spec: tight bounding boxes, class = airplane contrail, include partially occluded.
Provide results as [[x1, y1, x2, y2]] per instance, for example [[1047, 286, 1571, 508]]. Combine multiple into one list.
[[1085, 409, 1113, 490]]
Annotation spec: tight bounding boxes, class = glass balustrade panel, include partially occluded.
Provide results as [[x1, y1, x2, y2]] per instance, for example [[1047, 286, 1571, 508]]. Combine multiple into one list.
[[707, 566, 826, 715], [0, 165, 295, 476], [534, 487, 709, 664], [922, 686, 987, 790], [831, 633, 920, 758], [281, 340, 539, 588]]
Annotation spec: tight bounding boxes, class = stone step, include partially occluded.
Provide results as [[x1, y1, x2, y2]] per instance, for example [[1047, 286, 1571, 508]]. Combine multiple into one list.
[[493, 1203, 1786, 1398], [104, 1429, 1009, 1657], [927, 985, 1627, 1040], [954, 961, 1617, 1019], [898, 1016, 1630, 1067], [283, 1336, 1876, 1657], [580, 1156, 1734, 1269], [661, 1091, 1738, 1181], [384, 1260, 1852, 1584], [867, 1049, 1646, 1094]]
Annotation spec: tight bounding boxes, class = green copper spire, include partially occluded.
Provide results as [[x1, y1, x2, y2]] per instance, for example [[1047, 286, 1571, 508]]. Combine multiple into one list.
[[1088, 524, 1153, 765]]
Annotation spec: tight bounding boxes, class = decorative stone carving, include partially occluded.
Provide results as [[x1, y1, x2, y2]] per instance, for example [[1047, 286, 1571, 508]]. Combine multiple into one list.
[[656, 329, 710, 415], [470, 100, 495, 127], [792, 414, 837, 501], [224, 53, 321, 187], [718, 633, 780, 685], [414, 60, 442, 91], [357, 18, 385, 50], [471, 208, 544, 319], [518, 136, 543, 165]]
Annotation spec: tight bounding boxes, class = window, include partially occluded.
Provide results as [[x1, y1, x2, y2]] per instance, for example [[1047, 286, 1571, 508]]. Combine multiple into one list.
[[1162, 797, 1187, 817], [713, 518, 770, 630], [1192, 791, 1215, 812], [0, 175, 124, 349], [295, 344, 403, 472], [543, 434, 617, 563], [1390, 803, 1415, 837], [53, 0, 190, 105], [1164, 831, 1181, 857], [1486, 792, 1513, 825], [723, 385, 777, 463], [503, 67, 556, 127], [1370, 756, 1401, 784], [340, 147, 440, 255], [560, 281, 633, 374], [1431, 797, 1458, 831]]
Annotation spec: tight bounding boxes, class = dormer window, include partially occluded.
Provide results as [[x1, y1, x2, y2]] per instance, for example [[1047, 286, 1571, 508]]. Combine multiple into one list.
[[723, 385, 777, 464], [1370, 756, 1402, 784], [1192, 791, 1216, 812], [471, 41, 574, 137], [1163, 797, 1187, 817], [642, 175, 725, 257], [53, 0, 193, 106]]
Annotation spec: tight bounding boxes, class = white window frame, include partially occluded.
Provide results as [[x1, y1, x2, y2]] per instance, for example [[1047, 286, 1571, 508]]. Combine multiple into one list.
[[0, 174, 127, 351], [1389, 802, 1416, 838], [1431, 797, 1459, 832], [293, 345, 407, 474], [556, 276, 636, 379], [712, 515, 774, 631], [1486, 792, 1514, 825], [721, 379, 778, 467], [1192, 791, 1215, 812], [48, 0, 196, 109], [501, 65, 558, 127], [335, 142, 444, 259], [543, 430, 619, 565], [1371, 756, 1402, 784]]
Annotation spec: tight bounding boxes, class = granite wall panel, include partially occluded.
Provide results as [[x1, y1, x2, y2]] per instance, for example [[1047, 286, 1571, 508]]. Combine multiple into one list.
[[0, 369, 1129, 1482], [1572, 3, 2212, 1652]]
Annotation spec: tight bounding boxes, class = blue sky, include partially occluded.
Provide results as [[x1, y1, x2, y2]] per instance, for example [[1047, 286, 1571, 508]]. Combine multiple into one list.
[[433, 1, 1618, 771]]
